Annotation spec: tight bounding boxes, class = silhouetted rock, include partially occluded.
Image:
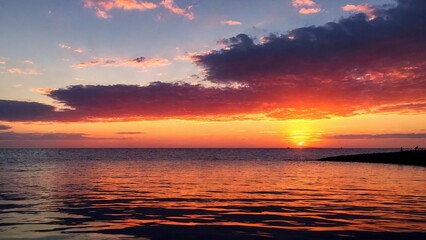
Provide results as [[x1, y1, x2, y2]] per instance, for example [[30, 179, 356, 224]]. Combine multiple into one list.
[[319, 150, 426, 167]]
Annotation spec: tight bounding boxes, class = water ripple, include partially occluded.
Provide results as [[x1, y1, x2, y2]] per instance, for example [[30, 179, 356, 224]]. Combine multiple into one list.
[[0, 149, 425, 239]]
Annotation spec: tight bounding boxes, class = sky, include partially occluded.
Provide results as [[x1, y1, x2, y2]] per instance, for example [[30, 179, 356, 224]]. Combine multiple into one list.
[[0, 0, 425, 148]]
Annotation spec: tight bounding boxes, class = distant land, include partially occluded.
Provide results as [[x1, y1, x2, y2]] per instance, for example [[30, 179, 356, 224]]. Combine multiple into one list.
[[319, 150, 426, 167]]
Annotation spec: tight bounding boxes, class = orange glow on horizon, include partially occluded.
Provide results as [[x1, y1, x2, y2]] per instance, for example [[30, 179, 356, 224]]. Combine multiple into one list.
[[1, 113, 425, 148]]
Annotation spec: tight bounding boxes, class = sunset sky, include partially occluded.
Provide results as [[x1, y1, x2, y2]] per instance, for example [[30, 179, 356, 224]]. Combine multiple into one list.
[[0, 0, 425, 148]]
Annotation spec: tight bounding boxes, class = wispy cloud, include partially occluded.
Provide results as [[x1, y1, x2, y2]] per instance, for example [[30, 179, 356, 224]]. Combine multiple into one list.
[[59, 43, 84, 53], [7, 68, 38, 75], [0, 57, 7, 65], [95, 8, 111, 19], [173, 52, 197, 61], [221, 20, 242, 26], [74, 48, 84, 53], [24, 60, 34, 65], [161, 0, 194, 20], [30, 88, 54, 94], [370, 102, 426, 114], [74, 56, 170, 68], [59, 43, 71, 49], [299, 7, 321, 14]]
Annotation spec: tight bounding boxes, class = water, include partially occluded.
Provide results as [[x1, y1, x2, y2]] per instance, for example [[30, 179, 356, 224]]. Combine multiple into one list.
[[0, 149, 425, 240]]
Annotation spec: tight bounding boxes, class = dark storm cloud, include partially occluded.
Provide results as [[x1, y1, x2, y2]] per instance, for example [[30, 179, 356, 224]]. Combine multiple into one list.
[[327, 133, 426, 139]]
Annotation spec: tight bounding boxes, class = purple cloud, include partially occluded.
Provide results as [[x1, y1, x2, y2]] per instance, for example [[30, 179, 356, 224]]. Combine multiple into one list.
[[0, 132, 127, 141], [0, 124, 12, 130], [0, 100, 56, 121], [326, 133, 426, 139]]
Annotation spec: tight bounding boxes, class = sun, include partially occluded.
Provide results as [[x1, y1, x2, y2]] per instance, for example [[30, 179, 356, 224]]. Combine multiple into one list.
[[288, 130, 311, 147], [283, 120, 325, 147]]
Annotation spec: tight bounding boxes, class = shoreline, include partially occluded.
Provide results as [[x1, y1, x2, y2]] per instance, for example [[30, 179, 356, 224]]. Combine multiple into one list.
[[318, 150, 426, 167]]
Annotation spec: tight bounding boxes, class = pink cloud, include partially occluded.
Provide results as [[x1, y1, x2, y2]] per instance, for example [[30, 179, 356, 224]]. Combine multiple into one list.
[[84, 0, 157, 11], [84, 0, 194, 20], [161, 0, 194, 20], [58, 43, 71, 49], [74, 48, 84, 53], [30, 88, 54, 94], [292, 0, 316, 7], [299, 7, 321, 14], [342, 4, 376, 19], [74, 60, 101, 68], [107, 0, 157, 11], [221, 20, 242, 26], [24, 60, 34, 65], [124, 57, 170, 67], [74, 56, 170, 68], [59, 43, 85, 54], [95, 8, 111, 19], [173, 52, 197, 61], [7, 68, 38, 75]]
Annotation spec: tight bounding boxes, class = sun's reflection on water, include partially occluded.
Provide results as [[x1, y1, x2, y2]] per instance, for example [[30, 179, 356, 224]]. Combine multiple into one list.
[[1, 156, 425, 239]]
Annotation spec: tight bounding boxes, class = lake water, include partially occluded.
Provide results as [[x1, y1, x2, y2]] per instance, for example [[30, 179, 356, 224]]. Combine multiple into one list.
[[0, 149, 425, 239]]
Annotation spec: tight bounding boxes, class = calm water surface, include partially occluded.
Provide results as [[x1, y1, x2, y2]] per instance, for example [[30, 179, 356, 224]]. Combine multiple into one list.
[[0, 149, 425, 239]]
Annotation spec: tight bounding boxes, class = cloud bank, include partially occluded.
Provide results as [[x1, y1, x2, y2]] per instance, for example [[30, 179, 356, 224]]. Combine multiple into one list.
[[0, 0, 425, 122], [195, 0, 426, 118]]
